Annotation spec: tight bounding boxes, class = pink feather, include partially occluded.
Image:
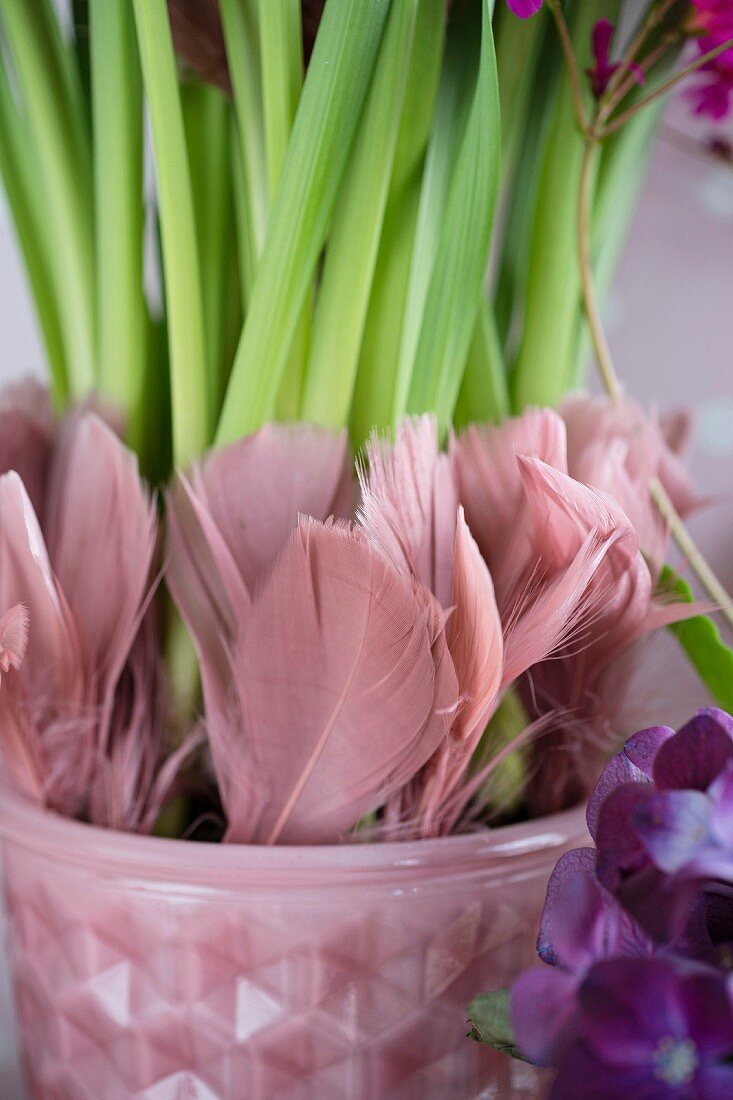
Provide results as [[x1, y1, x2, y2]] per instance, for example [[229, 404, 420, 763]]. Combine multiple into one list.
[[560, 394, 699, 579], [0, 380, 55, 519], [193, 422, 353, 591], [450, 409, 568, 607], [0, 603, 28, 684], [223, 518, 458, 844], [359, 416, 457, 608]]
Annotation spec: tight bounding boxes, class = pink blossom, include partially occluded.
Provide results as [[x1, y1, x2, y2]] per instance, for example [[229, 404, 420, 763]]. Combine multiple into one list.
[[688, 0, 733, 120], [506, 0, 543, 17]]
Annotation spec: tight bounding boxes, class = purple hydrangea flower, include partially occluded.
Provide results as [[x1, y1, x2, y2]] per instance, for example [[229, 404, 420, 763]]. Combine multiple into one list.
[[548, 957, 733, 1099], [592, 709, 733, 942], [511, 848, 655, 1065]]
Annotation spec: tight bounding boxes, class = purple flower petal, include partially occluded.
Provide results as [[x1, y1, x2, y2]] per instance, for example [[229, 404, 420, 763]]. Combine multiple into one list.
[[595, 783, 652, 892], [511, 966, 579, 1065], [506, 0, 543, 17], [624, 725, 674, 775], [586, 726, 671, 838], [538, 847, 651, 973], [653, 710, 733, 792], [548, 1040, 657, 1100], [632, 789, 713, 874]]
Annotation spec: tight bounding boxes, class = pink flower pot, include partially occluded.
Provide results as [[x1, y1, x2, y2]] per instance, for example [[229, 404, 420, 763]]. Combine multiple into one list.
[[0, 783, 587, 1099]]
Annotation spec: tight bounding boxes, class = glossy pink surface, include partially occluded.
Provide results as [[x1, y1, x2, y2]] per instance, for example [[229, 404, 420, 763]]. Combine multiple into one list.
[[0, 786, 587, 1099]]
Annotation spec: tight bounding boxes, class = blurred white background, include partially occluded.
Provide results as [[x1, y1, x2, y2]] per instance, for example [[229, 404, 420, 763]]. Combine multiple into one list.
[[0, 81, 732, 1098]]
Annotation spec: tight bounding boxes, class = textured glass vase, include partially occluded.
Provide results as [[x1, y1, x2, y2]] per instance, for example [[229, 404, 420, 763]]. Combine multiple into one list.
[[0, 783, 587, 1099]]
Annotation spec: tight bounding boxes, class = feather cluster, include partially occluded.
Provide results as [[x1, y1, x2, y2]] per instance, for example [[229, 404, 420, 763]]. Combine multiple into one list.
[[0, 384, 697, 843]]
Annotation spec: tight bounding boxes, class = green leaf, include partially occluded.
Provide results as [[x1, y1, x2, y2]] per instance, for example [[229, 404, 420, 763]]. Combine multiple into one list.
[[348, 0, 446, 446], [216, 0, 393, 445], [220, 0, 268, 286], [0, 49, 67, 402], [90, 0, 148, 445], [453, 296, 509, 429], [468, 990, 528, 1060], [1, 0, 96, 396], [403, 0, 501, 433], [300, 0, 419, 429], [659, 566, 733, 713], [390, 0, 479, 424], [182, 81, 235, 417], [510, 1, 620, 411], [132, 0, 210, 465]]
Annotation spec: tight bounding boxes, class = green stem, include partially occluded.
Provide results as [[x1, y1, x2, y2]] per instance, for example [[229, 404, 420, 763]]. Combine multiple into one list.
[[90, 0, 147, 443], [132, 0, 209, 466], [257, 0, 302, 200], [182, 82, 233, 419], [301, 0, 419, 428], [216, 0, 393, 445], [0, 54, 67, 402], [1, 0, 96, 396], [454, 298, 509, 428], [220, 0, 268, 284], [348, 0, 446, 446]]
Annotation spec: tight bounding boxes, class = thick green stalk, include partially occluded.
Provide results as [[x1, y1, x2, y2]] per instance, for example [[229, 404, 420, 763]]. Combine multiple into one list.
[[90, 0, 147, 442], [301, 0, 419, 428], [216, 0, 392, 445], [132, 0, 209, 465], [0, 56, 67, 401], [1, 0, 96, 395], [257, 0, 302, 200], [219, 0, 268, 287], [404, 0, 501, 431], [391, 5, 478, 422], [510, 1, 618, 410], [256, 0, 309, 421], [454, 298, 509, 429], [349, 0, 446, 445], [182, 82, 233, 418]]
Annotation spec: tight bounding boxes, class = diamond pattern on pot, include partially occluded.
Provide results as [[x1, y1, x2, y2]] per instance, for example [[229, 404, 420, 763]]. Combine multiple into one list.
[[0, 835, 564, 1099]]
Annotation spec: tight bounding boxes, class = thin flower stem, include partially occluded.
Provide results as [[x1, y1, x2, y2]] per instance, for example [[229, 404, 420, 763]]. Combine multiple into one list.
[[603, 36, 733, 136], [577, 122, 733, 630], [545, 0, 589, 133], [577, 138, 621, 398], [650, 479, 733, 630]]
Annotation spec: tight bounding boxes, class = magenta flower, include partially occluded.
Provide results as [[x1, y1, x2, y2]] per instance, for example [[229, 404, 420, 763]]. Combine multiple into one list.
[[586, 20, 644, 100], [548, 957, 733, 1099], [688, 0, 733, 120], [506, 0, 543, 17]]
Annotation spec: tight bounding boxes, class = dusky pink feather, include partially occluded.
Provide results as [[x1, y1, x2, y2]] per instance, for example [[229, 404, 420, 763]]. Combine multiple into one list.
[[0, 381, 55, 519], [193, 423, 353, 592], [560, 394, 699, 578], [43, 415, 158, 710], [450, 409, 568, 607], [359, 416, 457, 608], [226, 518, 458, 845], [0, 604, 29, 683], [410, 510, 504, 836], [0, 409, 177, 831]]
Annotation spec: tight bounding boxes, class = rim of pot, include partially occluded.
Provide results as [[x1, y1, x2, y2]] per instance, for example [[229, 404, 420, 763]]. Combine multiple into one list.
[[0, 777, 588, 891]]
